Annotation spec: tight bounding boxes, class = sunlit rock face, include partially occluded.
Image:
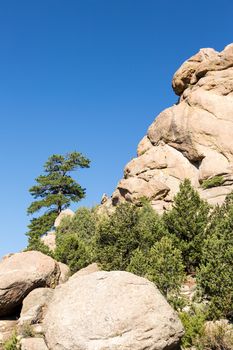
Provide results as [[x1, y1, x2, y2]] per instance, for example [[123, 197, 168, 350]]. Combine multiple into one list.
[[110, 44, 233, 212]]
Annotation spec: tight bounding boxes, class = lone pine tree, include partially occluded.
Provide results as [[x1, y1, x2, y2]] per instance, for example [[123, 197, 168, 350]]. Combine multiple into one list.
[[27, 151, 90, 250]]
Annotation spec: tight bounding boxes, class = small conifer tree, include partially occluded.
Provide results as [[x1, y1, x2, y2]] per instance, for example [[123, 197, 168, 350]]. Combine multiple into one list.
[[164, 179, 210, 273]]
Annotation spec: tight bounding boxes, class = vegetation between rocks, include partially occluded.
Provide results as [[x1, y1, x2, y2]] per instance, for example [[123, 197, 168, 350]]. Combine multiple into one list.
[[3, 331, 18, 350], [27, 178, 233, 349], [201, 175, 225, 189]]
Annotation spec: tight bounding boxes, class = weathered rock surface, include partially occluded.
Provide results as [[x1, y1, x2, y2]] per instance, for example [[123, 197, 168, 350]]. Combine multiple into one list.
[[41, 231, 56, 252], [19, 288, 54, 326], [57, 262, 70, 284], [20, 337, 49, 350], [109, 44, 233, 211], [44, 271, 184, 350], [54, 208, 74, 228], [0, 251, 60, 317], [70, 263, 100, 279]]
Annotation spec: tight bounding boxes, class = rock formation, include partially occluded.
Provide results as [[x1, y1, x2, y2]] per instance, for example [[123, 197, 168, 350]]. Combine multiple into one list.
[[0, 253, 184, 350], [109, 44, 233, 213]]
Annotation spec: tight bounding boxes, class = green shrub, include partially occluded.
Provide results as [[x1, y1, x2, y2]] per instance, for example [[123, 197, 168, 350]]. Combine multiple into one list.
[[3, 331, 18, 350], [55, 233, 93, 273], [55, 207, 98, 273], [19, 322, 35, 338], [95, 202, 166, 271], [179, 308, 206, 349], [197, 193, 233, 320], [201, 175, 224, 189], [146, 236, 185, 296], [127, 248, 148, 277], [127, 237, 185, 297], [57, 207, 97, 240]]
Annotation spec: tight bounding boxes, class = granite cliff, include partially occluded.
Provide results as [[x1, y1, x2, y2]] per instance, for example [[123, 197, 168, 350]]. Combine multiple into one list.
[[108, 44, 233, 213]]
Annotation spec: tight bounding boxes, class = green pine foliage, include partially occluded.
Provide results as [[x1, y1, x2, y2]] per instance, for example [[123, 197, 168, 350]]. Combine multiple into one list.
[[27, 151, 90, 250], [55, 207, 98, 273], [179, 309, 206, 349], [55, 234, 93, 273], [164, 179, 210, 273], [26, 211, 57, 250], [127, 248, 149, 277], [146, 236, 185, 296], [95, 201, 165, 271], [128, 237, 185, 297], [197, 193, 233, 320]]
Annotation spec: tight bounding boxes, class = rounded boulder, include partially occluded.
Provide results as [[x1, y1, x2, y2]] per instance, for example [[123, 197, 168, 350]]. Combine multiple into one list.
[[44, 271, 184, 350]]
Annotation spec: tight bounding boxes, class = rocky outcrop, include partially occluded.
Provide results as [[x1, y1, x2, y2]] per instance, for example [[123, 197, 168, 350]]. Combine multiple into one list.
[[44, 271, 184, 350], [0, 251, 60, 317], [110, 44, 233, 212]]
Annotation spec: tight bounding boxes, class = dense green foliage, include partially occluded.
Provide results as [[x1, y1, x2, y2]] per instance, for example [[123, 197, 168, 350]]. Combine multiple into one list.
[[197, 193, 233, 320], [55, 207, 97, 272], [164, 179, 210, 273], [201, 175, 225, 189], [146, 236, 185, 296], [128, 236, 185, 297], [180, 309, 233, 350], [95, 202, 165, 271], [179, 309, 206, 349], [27, 152, 90, 249]]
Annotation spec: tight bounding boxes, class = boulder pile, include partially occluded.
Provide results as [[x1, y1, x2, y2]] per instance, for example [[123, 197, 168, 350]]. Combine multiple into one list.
[[0, 252, 184, 350]]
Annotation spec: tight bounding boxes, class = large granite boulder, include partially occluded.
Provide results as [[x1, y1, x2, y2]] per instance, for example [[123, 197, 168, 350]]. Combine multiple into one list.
[[44, 271, 184, 350], [0, 251, 60, 317], [109, 44, 233, 212]]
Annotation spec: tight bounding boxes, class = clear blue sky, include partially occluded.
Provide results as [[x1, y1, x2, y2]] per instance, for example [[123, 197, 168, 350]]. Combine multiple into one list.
[[0, 0, 232, 258]]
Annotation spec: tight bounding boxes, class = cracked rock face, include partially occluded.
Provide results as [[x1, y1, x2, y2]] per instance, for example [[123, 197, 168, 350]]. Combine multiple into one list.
[[111, 44, 233, 212], [44, 271, 184, 350]]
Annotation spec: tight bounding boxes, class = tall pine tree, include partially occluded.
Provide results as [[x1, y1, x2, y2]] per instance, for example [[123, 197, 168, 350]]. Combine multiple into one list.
[[27, 151, 90, 250]]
